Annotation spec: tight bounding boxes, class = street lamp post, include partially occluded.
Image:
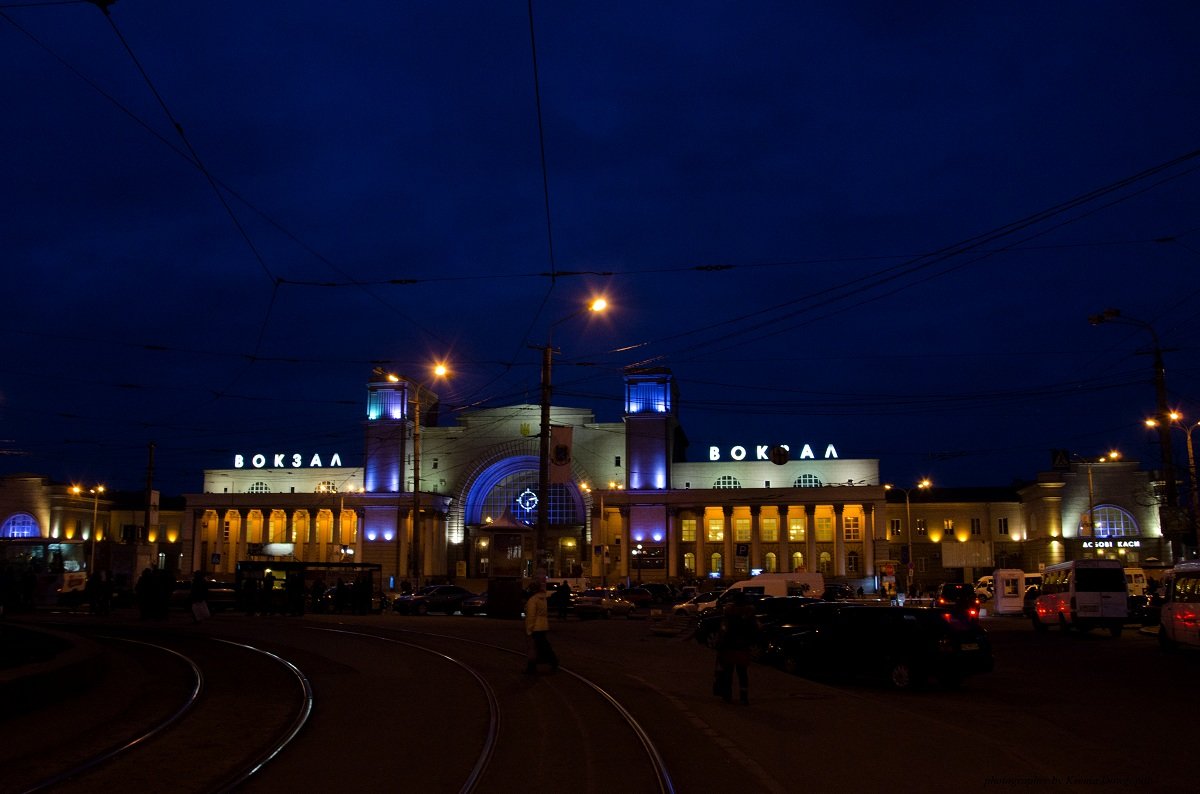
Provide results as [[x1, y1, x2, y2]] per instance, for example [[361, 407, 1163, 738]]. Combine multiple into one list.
[[72, 484, 105, 574], [634, 543, 643, 584], [534, 297, 607, 578], [386, 365, 447, 589], [1072, 451, 1120, 538], [1090, 308, 1180, 555], [1147, 412, 1200, 555], [885, 479, 931, 597]]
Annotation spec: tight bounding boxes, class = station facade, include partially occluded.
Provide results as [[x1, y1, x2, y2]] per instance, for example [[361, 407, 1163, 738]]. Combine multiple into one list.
[[178, 368, 1174, 594]]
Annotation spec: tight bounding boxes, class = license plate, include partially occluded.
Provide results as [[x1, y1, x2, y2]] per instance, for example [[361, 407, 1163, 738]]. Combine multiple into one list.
[[961, 642, 980, 651]]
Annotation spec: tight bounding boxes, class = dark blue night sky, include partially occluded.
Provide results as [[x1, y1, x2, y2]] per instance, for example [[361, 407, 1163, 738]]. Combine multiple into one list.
[[3, 1, 1199, 496]]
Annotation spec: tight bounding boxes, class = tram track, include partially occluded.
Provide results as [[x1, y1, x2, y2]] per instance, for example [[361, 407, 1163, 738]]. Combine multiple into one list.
[[3, 628, 313, 794], [306, 624, 676, 794]]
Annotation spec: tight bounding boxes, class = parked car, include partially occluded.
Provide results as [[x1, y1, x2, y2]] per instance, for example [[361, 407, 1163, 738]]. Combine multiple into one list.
[[392, 584, 474, 615], [574, 588, 637, 619], [749, 596, 823, 660], [640, 582, 674, 604], [620, 587, 654, 608], [694, 593, 771, 648], [934, 582, 981, 619], [822, 582, 856, 601], [773, 603, 993, 690], [460, 591, 488, 616], [674, 590, 722, 617]]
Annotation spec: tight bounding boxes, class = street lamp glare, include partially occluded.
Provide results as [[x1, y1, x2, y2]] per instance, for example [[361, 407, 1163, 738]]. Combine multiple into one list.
[[433, 363, 448, 378], [589, 297, 607, 313]]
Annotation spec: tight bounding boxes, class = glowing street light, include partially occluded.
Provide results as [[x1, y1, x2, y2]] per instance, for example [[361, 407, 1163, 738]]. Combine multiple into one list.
[[72, 484, 105, 574], [535, 297, 608, 577], [885, 478, 931, 597]]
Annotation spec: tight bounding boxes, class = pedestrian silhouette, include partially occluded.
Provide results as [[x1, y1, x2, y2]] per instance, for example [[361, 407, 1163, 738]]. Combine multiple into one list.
[[713, 591, 759, 705], [523, 577, 558, 674]]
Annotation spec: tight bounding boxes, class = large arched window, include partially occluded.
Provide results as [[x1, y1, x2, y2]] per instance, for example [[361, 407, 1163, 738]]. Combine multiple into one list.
[[764, 551, 777, 573], [710, 552, 723, 575], [683, 552, 696, 576], [713, 475, 742, 489], [1083, 505, 1139, 538], [791, 551, 804, 572], [315, 481, 337, 494], [247, 481, 271, 494], [794, 474, 823, 488], [1, 512, 39, 538], [847, 551, 860, 574], [478, 470, 580, 526], [818, 551, 832, 575]]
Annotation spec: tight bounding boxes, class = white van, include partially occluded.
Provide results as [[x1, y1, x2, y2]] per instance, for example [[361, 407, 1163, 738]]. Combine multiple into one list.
[[1032, 559, 1127, 637], [720, 572, 824, 602], [1158, 561, 1200, 652], [1124, 567, 1147, 597]]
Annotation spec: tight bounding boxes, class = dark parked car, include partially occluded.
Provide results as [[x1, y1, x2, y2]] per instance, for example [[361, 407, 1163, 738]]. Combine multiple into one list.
[[392, 584, 474, 615], [934, 582, 981, 619], [620, 587, 654, 608], [639, 582, 675, 604], [574, 588, 637, 619], [693, 593, 776, 648], [460, 591, 488, 616], [773, 603, 994, 690], [821, 582, 856, 601]]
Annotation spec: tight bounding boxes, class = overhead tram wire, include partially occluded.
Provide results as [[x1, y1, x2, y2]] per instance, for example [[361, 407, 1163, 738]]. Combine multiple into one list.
[[0, 5, 449, 352], [629, 149, 1200, 364]]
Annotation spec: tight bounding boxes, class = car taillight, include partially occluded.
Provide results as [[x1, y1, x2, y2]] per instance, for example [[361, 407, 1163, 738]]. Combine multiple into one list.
[[967, 607, 978, 619]]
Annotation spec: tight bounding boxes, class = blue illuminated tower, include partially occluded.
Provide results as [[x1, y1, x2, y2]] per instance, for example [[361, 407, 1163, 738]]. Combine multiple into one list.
[[623, 368, 679, 490], [364, 372, 409, 494]]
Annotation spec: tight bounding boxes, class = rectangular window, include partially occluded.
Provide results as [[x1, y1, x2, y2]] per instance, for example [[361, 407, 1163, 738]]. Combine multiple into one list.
[[681, 519, 697, 543], [998, 517, 1009, 536], [223, 520, 231, 542], [970, 517, 981, 535], [815, 516, 833, 542], [889, 518, 902, 536], [943, 519, 954, 533], [916, 518, 927, 536], [734, 518, 751, 542], [843, 515, 861, 541], [788, 517, 805, 542], [760, 517, 778, 543], [706, 519, 724, 543], [917, 556, 928, 573]]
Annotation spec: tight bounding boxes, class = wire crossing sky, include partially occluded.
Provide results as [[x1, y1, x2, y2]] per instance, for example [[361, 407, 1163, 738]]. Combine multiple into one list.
[[2, 1, 1199, 495]]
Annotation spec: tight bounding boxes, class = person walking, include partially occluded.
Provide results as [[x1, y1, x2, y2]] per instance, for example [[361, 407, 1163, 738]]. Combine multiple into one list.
[[550, 581, 572, 620], [713, 591, 759, 705], [189, 570, 211, 622], [523, 577, 558, 674]]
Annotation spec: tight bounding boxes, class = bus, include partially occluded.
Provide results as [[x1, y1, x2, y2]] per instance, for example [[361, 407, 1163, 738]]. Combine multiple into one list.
[[234, 559, 385, 614], [0, 538, 89, 609]]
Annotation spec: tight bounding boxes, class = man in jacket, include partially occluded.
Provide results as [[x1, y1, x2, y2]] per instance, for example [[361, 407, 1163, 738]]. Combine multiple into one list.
[[524, 577, 558, 674]]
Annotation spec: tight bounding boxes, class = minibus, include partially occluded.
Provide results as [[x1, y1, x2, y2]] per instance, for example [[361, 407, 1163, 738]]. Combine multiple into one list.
[[1032, 559, 1127, 637]]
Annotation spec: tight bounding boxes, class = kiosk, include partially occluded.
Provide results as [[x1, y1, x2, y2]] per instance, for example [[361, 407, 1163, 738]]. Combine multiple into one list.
[[992, 568, 1028, 615]]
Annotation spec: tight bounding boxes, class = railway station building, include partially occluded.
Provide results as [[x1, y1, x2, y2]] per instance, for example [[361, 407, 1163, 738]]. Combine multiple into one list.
[[179, 368, 1174, 595]]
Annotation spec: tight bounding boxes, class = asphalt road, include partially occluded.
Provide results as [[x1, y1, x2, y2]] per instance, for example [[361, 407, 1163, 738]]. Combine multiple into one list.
[[6, 609, 1196, 793]]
